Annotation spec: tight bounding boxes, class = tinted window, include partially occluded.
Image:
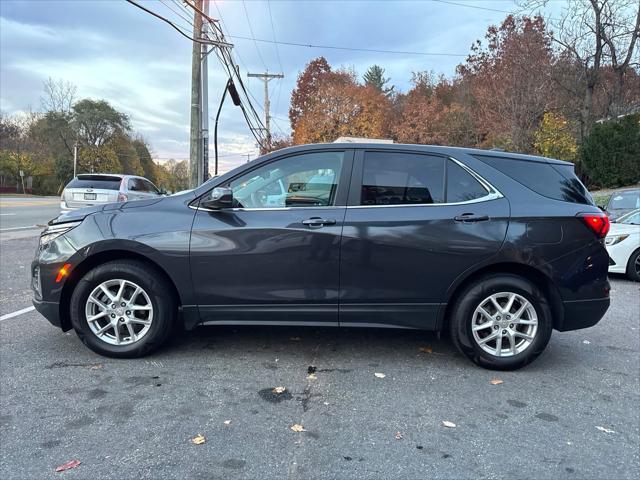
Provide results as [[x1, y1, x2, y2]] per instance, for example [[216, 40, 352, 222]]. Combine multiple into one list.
[[229, 151, 344, 208], [66, 175, 121, 190], [446, 160, 488, 202], [127, 178, 144, 191], [473, 155, 593, 205], [140, 179, 159, 194], [361, 152, 444, 205]]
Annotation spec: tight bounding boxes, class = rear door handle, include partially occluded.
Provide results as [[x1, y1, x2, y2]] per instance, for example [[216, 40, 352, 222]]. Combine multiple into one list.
[[454, 213, 490, 223], [302, 217, 337, 227]]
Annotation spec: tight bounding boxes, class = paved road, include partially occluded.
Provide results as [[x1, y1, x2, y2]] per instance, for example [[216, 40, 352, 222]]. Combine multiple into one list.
[[0, 233, 638, 479], [0, 196, 60, 233]]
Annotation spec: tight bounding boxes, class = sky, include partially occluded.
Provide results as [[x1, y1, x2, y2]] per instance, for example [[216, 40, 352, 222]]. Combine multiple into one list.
[[0, 0, 565, 174]]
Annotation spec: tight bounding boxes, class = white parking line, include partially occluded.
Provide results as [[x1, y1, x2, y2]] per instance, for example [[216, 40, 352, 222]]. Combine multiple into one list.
[[0, 306, 35, 321], [0, 213, 17, 216], [0, 225, 39, 232]]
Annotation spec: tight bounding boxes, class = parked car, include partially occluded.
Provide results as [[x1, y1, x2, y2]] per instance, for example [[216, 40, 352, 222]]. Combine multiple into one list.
[[32, 144, 611, 370], [602, 188, 640, 221], [60, 174, 163, 211], [606, 209, 640, 281]]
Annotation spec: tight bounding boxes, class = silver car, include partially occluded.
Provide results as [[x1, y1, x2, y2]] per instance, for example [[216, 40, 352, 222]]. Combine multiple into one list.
[[60, 174, 163, 211]]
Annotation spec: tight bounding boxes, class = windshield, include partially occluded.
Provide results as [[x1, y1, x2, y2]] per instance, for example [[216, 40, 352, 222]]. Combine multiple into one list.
[[615, 209, 640, 225], [608, 190, 640, 210]]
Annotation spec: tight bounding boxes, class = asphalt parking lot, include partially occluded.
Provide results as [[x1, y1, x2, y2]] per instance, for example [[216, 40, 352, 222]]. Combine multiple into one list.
[[0, 218, 639, 479]]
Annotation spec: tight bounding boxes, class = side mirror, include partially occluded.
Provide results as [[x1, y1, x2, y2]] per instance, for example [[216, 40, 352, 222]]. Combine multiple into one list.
[[201, 187, 233, 209]]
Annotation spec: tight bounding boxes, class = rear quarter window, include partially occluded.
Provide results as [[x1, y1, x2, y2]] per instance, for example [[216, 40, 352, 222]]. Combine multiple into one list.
[[473, 155, 593, 205], [66, 176, 122, 190]]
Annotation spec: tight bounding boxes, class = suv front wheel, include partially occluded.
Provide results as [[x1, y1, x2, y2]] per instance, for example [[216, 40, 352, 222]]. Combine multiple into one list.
[[70, 260, 176, 358], [449, 273, 553, 370]]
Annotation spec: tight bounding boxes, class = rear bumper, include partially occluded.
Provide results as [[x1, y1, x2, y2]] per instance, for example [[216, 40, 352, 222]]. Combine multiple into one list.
[[32, 298, 63, 329], [556, 298, 610, 331]]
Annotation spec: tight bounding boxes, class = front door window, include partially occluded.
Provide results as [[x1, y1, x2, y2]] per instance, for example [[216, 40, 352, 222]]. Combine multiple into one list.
[[229, 151, 344, 208]]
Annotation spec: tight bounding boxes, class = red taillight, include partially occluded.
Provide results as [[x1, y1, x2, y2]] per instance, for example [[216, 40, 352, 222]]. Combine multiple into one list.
[[578, 212, 610, 238]]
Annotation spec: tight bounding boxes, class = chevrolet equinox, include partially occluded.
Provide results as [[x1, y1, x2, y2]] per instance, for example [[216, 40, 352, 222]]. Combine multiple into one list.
[[32, 143, 611, 370]]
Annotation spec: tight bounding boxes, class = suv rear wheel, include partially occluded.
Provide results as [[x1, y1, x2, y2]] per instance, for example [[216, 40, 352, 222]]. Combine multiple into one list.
[[70, 260, 176, 358], [449, 273, 553, 370]]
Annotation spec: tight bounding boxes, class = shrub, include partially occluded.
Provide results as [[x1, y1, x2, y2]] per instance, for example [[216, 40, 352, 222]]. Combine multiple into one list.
[[581, 114, 640, 188]]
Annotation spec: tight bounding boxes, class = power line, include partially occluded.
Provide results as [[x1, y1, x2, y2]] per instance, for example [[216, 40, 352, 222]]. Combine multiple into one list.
[[429, 0, 513, 15], [267, 0, 284, 74], [241, 0, 268, 70], [125, 0, 229, 47], [226, 34, 467, 57]]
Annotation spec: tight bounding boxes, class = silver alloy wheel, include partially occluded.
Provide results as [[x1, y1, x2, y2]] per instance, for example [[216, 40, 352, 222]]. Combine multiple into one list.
[[85, 279, 153, 346], [635, 255, 640, 276], [471, 292, 538, 358]]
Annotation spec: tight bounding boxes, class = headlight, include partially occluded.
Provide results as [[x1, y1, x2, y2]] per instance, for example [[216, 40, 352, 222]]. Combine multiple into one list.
[[605, 234, 629, 246], [39, 221, 81, 247]]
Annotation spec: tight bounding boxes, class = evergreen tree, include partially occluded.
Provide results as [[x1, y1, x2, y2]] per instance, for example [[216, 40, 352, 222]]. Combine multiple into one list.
[[363, 65, 394, 96]]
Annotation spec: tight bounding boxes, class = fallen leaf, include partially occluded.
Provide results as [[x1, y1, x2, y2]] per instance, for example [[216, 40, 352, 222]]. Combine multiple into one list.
[[55, 460, 81, 472], [290, 424, 305, 432], [89, 364, 103, 370], [374, 372, 386, 378], [272, 386, 286, 394], [596, 426, 615, 434], [442, 420, 457, 428], [307, 373, 317, 380], [394, 431, 403, 440], [223, 420, 231, 425], [490, 379, 503, 385], [419, 347, 433, 354], [190, 434, 206, 445]]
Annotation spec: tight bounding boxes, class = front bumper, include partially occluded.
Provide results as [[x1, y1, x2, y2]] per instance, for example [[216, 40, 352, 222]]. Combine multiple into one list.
[[557, 298, 610, 331], [32, 298, 63, 329]]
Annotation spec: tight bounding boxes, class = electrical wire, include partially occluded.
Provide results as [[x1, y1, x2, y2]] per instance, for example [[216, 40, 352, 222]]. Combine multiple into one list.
[[267, 0, 284, 75], [125, 0, 214, 46], [241, 0, 268, 70]]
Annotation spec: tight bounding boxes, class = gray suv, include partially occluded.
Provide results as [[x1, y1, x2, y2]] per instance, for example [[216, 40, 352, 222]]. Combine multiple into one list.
[[60, 174, 162, 211]]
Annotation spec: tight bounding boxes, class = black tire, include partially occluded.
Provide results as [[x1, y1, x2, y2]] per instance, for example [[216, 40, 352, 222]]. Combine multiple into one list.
[[448, 273, 553, 370], [625, 249, 640, 282], [70, 260, 176, 358]]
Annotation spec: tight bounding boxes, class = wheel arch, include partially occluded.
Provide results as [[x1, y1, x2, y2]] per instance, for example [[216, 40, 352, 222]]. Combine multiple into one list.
[[58, 249, 183, 331], [438, 262, 564, 331]]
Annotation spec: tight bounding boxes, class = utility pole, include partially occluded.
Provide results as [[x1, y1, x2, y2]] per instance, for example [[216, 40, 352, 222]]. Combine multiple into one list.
[[201, 0, 210, 182], [189, 0, 203, 188], [247, 72, 283, 151], [73, 141, 79, 178]]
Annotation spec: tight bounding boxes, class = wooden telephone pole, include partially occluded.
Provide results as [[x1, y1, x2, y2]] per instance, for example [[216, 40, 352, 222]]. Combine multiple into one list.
[[189, 0, 203, 189], [247, 72, 283, 151]]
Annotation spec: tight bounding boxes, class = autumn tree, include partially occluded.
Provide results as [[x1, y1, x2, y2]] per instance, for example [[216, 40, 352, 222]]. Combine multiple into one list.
[[363, 65, 394, 96], [289, 57, 332, 135], [393, 73, 476, 146], [72, 99, 130, 147], [133, 139, 158, 184], [77, 145, 121, 174], [533, 112, 578, 161], [293, 68, 392, 144], [457, 15, 556, 152], [107, 132, 143, 175], [526, 0, 640, 136]]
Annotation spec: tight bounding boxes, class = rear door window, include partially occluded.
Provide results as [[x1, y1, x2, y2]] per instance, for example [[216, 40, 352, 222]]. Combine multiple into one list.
[[446, 160, 488, 202], [361, 152, 445, 205], [66, 176, 121, 190], [473, 155, 593, 205]]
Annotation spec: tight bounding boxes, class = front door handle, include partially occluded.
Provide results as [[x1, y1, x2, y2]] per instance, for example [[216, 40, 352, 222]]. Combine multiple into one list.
[[454, 213, 490, 223], [302, 217, 337, 227]]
